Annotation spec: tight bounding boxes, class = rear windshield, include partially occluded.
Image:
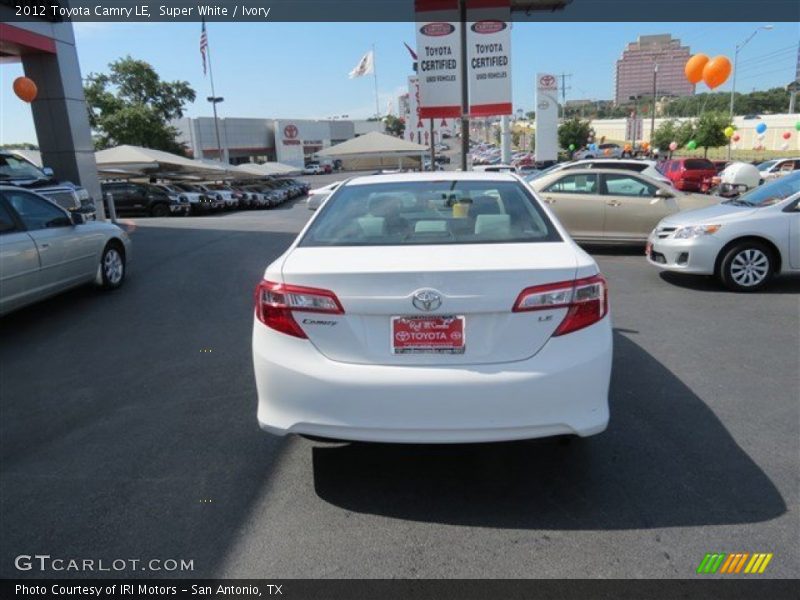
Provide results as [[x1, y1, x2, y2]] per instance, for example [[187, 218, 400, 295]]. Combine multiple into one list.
[[299, 180, 561, 247], [684, 159, 714, 170]]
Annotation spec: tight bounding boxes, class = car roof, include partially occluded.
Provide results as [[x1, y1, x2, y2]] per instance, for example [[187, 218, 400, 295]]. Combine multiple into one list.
[[538, 167, 665, 178], [346, 172, 519, 186], [573, 158, 656, 166]]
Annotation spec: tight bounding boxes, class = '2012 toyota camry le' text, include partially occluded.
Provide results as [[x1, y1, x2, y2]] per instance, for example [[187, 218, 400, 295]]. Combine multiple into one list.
[[252, 172, 612, 444]]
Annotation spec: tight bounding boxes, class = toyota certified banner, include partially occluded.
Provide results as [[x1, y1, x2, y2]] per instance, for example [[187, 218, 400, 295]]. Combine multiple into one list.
[[467, 0, 511, 116], [414, 0, 462, 118], [535, 73, 560, 162]]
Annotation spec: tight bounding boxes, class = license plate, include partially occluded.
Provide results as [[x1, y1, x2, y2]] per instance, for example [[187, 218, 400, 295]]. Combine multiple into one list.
[[392, 316, 465, 354]]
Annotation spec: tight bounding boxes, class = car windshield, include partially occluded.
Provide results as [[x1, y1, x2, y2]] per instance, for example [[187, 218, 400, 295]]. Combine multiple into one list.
[[0, 154, 47, 180], [299, 179, 561, 247], [736, 171, 800, 207], [755, 160, 778, 171]]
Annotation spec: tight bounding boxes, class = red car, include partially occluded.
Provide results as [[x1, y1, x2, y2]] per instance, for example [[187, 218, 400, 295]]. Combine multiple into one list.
[[658, 158, 717, 192]]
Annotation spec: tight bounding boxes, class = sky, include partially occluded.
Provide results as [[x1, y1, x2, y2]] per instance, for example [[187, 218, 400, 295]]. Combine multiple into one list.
[[1, 21, 798, 144]]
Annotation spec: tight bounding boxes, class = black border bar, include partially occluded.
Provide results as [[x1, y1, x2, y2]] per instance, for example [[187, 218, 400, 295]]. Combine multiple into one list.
[[2, 579, 799, 600], [2, 0, 800, 22]]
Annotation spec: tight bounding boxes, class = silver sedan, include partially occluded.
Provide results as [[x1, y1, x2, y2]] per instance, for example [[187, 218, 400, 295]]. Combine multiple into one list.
[[0, 185, 132, 316]]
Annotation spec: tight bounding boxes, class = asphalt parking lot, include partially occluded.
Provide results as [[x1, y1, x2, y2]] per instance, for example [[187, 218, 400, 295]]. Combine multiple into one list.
[[1, 172, 798, 579]]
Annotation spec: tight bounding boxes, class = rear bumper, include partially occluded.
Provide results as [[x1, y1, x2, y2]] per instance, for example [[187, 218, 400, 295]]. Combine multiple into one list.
[[253, 317, 612, 443]]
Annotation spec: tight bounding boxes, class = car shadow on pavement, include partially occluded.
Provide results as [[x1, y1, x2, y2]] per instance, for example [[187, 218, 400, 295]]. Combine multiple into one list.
[[0, 226, 298, 578], [658, 271, 800, 294], [311, 330, 787, 530]]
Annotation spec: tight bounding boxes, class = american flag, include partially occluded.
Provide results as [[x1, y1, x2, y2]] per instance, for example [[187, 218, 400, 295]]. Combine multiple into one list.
[[200, 19, 208, 75]]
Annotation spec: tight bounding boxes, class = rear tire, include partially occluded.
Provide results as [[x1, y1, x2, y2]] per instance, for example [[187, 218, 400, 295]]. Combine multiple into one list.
[[718, 241, 774, 292], [99, 242, 126, 290], [150, 203, 170, 217]]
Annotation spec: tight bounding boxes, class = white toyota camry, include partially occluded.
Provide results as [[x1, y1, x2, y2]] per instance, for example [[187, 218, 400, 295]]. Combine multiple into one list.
[[252, 172, 612, 443]]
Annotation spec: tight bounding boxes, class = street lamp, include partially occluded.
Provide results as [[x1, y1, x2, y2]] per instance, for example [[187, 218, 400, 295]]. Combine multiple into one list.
[[207, 96, 225, 163], [651, 63, 658, 145], [728, 25, 773, 158]]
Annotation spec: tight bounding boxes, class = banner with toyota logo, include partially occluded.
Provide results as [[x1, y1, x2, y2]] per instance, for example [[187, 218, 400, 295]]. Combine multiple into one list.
[[414, 0, 462, 118], [535, 73, 560, 162], [467, 0, 511, 117]]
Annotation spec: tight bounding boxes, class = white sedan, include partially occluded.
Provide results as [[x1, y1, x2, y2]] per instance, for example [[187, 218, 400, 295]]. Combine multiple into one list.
[[253, 172, 612, 443], [1, 185, 131, 316], [647, 171, 800, 291]]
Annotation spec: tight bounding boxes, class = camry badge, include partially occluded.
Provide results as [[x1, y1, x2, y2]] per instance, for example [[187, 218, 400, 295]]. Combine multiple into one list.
[[412, 289, 442, 312]]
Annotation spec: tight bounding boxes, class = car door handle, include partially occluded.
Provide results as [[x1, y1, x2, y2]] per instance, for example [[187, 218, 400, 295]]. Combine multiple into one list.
[[39, 243, 50, 249], [543, 196, 556, 204], [606, 201, 622, 207]]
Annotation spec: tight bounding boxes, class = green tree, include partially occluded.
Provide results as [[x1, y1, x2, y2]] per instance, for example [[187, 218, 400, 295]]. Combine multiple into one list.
[[84, 56, 196, 152], [525, 111, 536, 121], [660, 87, 789, 118], [384, 114, 405, 138], [651, 119, 679, 152], [694, 112, 730, 157], [557, 117, 591, 151], [676, 120, 696, 148], [511, 130, 521, 148]]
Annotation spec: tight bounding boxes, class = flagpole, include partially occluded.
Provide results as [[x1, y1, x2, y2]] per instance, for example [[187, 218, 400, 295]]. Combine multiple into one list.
[[372, 43, 380, 118], [205, 23, 224, 163]]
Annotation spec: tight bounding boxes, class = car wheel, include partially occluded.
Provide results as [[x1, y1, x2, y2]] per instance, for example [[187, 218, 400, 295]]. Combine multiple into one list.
[[150, 203, 170, 217], [718, 241, 774, 292], [98, 242, 125, 290]]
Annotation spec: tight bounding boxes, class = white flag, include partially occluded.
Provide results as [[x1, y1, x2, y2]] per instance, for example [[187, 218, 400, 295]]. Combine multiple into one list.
[[348, 50, 374, 79]]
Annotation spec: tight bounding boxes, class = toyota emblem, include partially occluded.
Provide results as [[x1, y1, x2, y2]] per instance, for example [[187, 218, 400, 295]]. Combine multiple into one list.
[[412, 289, 442, 312]]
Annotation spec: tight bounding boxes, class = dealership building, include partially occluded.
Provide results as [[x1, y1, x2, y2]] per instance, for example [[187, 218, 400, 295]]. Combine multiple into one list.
[[173, 117, 384, 167]]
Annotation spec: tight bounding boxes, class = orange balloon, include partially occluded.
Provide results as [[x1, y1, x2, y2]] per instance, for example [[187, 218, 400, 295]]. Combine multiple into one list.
[[702, 56, 732, 89], [685, 54, 709, 84], [13, 77, 37, 103]]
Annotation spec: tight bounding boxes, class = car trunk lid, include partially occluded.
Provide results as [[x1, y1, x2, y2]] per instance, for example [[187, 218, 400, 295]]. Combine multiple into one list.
[[279, 243, 579, 366]]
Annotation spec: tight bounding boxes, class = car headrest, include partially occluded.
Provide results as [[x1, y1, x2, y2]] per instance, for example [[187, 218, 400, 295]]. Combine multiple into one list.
[[357, 216, 386, 236], [414, 220, 448, 234], [468, 195, 501, 218], [475, 214, 511, 236]]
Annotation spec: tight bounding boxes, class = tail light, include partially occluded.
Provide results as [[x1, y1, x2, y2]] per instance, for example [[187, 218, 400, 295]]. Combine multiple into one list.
[[254, 280, 344, 339], [513, 274, 608, 336]]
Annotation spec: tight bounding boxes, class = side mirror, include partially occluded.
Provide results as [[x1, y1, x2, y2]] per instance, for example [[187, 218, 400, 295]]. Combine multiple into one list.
[[650, 188, 673, 204], [42, 167, 55, 177], [71, 211, 87, 225]]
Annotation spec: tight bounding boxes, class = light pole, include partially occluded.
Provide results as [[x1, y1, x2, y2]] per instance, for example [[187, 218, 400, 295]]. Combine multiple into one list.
[[207, 95, 224, 162], [651, 63, 658, 145], [728, 25, 773, 158]]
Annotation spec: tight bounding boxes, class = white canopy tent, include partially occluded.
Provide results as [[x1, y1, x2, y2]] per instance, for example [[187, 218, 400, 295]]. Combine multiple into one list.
[[94, 145, 229, 178], [234, 162, 301, 178], [316, 131, 428, 160]]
